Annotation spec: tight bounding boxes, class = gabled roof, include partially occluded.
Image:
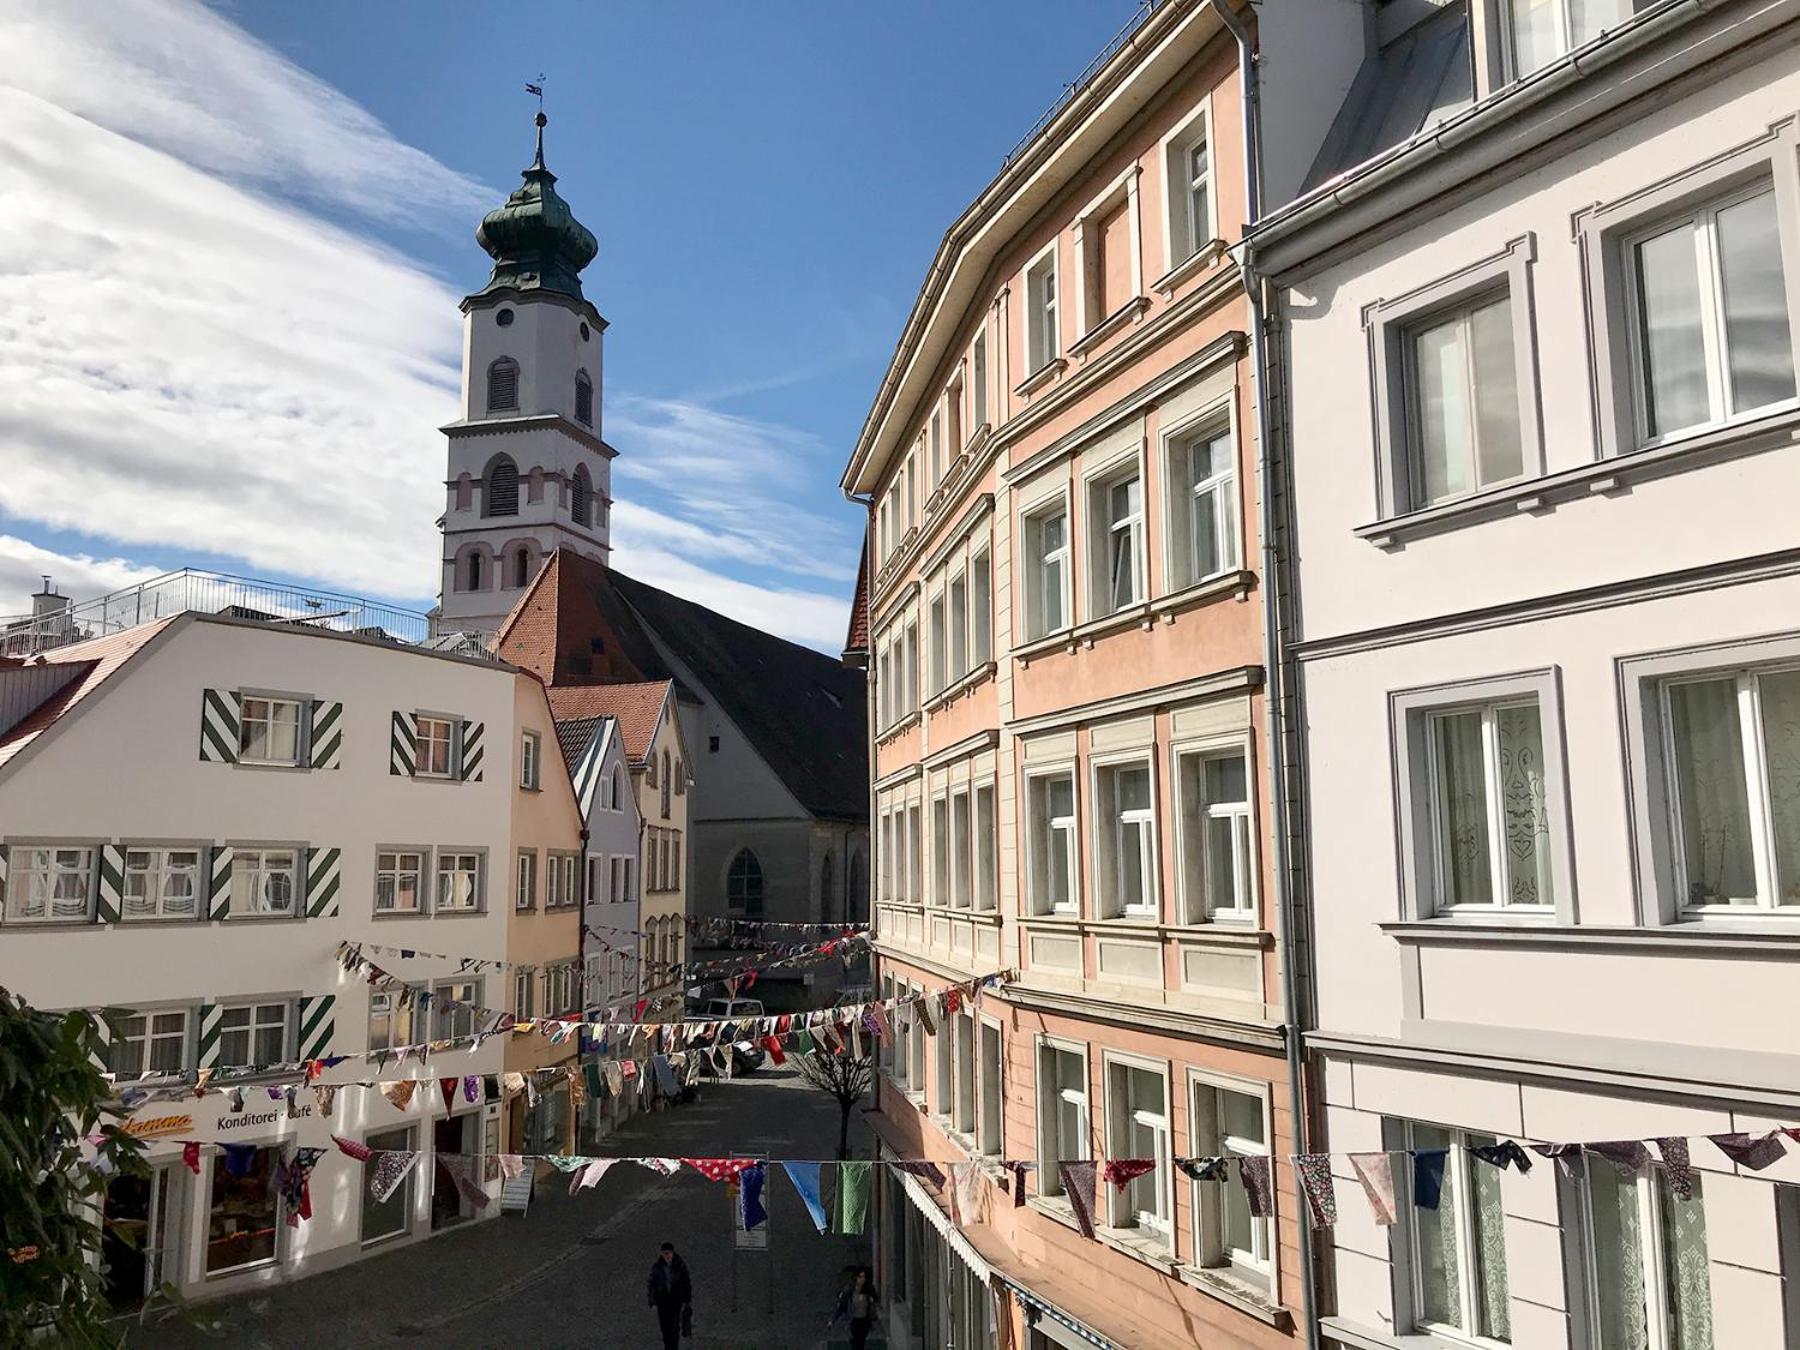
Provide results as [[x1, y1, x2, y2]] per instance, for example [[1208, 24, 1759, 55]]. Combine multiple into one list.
[[0, 618, 178, 779], [494, 549, 672, 687], [843, 548, 870, 663], [547, 681, 671, 767], [555, 713, 609, 772]]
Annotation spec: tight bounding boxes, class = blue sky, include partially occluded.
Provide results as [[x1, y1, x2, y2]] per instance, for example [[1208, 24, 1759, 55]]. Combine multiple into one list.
[[0, 0, 1139, 648]]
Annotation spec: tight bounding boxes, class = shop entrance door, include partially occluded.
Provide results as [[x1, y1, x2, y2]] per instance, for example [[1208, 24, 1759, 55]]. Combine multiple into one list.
[[103, 1166, 178, 1308], [431, 1115, 468, 1230]]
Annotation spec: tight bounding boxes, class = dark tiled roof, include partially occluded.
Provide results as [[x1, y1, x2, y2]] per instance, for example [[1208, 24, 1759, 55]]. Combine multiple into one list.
[[555, 713, 608, 772], [607, 570, 868, 821], [1303, 1, 1474, 194]]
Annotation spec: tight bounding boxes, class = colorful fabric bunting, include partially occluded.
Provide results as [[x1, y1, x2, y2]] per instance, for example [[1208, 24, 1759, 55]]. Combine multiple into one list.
[[221, 1143, 258, 1179], [1412, 1149, 1450, 1210], [499, 1154, 524, 1180], [1529, 1142, 1584, 1180], [1709, 1131, 1787, 1171], [782, 1161, 830, 1233], [1175, 1156, 1228, 1183], [1349, 1153, 1399, 1226], [1469, 1141, 1533, 1173], [181, 1141, 201, 1176], [1657, 1137, 1695, 1200], [893, 1159, 946, 1189], [1294, 1153, 1337, 1229], [685, 1157, 758, 1184], [1102, 1159, 1156, 1192], [369, 1150, 420, 1204], [1238, 1155, 1274, 1218], [571, 1159, 615, 1195], [1003, 1161, 1035, 1207], [380, 1080, 416, 1112], [313, 1085, 337, 1118], [1058, 1161, 1098, 1239], [437, 1153, 489, 1209], [463, 1075, 480, 1103], [739, 1162, 768, 1231], [332, 1134, 372, 1162], [636, 1157, 682, 1177], [949, 1163, 987, 1227], [1586, 1140, 1650, 1177], [438, 1077, 458, 1115], [832, 1162, 871, 1235]]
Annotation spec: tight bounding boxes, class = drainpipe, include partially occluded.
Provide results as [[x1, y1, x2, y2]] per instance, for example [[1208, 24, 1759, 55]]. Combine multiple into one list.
[[1207, 3, 1320, 1348]]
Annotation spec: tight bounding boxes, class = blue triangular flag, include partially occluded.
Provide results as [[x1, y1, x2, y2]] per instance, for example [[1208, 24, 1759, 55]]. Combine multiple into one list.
[[781, 1161, 827, 1234]]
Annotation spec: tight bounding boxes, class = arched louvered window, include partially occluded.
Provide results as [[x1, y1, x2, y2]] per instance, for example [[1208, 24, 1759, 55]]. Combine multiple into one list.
[[574, 371, 594, 426], [572, 464, 593, 527], [513, 547, 531, 588], [465, 551, 484, 592], [483, 455, 519, 518], [487, 357, 519, 412], [727, 849, 764, 917]]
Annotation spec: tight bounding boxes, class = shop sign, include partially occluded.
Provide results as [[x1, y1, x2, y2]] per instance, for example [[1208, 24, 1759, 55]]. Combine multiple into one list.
[[126, 1114, 193, 1139]]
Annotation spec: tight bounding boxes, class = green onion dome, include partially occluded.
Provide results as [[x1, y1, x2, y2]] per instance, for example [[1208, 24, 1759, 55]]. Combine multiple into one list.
[[473, 113, 598, 302]]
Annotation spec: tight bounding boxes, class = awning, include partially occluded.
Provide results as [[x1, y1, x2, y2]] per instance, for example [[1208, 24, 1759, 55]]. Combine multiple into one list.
[[886, 1152, 992, 1281], [994, 1275, 1119, 1350]]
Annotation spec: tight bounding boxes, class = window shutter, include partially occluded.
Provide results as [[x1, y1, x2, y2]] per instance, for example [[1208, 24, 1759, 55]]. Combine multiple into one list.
[[96, 844, 125, 924], [89, 1009, 115, 1075], [196, 1003, 222, 1070], [310, 699, 343, 771], [390, 711, 416, 777], [305, 847, 341, 918], [460, 719, 485, 782], [298, 994, 336, 1061], [200, 689, 241, 763], [208, 847, 234, 921], [0, 844, 9, 911]]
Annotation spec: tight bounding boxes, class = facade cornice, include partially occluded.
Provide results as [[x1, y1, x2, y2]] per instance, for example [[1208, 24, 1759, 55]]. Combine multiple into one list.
[[1006, 664, 1261, 737], [439, 413, 617, 459], [996, 980, 1286, 1054]]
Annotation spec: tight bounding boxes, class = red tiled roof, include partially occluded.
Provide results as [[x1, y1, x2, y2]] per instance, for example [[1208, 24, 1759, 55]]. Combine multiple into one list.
[[844, 547, 870, 655], [547, 680, 671, 766], [0, 618, 178, 777]]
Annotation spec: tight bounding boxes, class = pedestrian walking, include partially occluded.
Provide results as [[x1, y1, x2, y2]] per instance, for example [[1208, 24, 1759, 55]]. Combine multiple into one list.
[[646, 1241, 692, 1349], [830, 1265, 880, 1350]]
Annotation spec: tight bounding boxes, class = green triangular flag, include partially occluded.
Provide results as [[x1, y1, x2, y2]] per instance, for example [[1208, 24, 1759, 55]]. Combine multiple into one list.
[[796, 1029, 815, 1056], [831, 1162, 871, 1235]]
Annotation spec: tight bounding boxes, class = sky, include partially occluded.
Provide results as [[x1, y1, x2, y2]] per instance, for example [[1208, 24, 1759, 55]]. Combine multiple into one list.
[[0, 0, 1141, 650]]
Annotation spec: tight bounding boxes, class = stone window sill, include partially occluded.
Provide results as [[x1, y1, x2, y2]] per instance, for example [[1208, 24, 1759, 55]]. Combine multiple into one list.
[[923, 662, 996, 714], [1015, 359, 1067, 398], [1176, 1265, 1289, 1328], [1152, 240, 1227, 296], [1381, 918, 1800, 951], [875, 712, 920, 747], [1070, 297, 1150, 358]]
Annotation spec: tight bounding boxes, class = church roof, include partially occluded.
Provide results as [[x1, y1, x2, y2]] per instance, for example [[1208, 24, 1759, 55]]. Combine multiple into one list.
[[548, 683, 670, 767], [494, 548, 868, 823], [470, 114, 598, 305]]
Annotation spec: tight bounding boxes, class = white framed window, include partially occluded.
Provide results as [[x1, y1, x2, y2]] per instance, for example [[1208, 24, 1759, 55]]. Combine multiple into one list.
[[415, 715, 456, 778], [6, 846, 96, 924], [930, 408, 944, 486], [1094, 758, 1156, 919], [1021, 501, 1070, 641], [1401, 1122, 1511, 1342], [931, 795, 950, 907], [1656, 667, 1800, 912], [112, 1008, 189, 1078], [1026, 246, 1060, 373], [950, 789, 971, 909], [1402, 292, 1525, 507], [1165, 420, 1238, 589], [947, 376, 964, 458], [970, 548, 993, 667], [1505, 0, 1632, 79], [929, 591, 948, 694], [1579, 1159, 1712, 1350], [933, 1010, 952, 1114], [953, 1012, 976, 1134], [546, 853, 563, 909], [1026, 768, 1078, 915], [361, 1124, 416, 1243], [436, 852, 482, 912], [520, 731, 540, 789], [238, 695, 304, 766], [1037, 1040, 1089, 1195], [122, 847, 201, 921], [4, 846, 95, 923], [367, 988, 416, 1051], [1103, 1056, 1171, 1250], [515, 850, 537, 911], [217, 1001, 288, 1069], [229, 848, 299, 918], [977, 1019, 1002, 1155], [432, 980, 480, 1041], [973, 784, 997, 912], [1624, 182, 1797, 445], [907, 804, 922, 904], [1161, 105, 1215, 271], [1176, 745, 1254, 922], [971, 331, 989, 431], [514, 966, 535, 1018], [948, 569, 968, 680], [907, 984, 927, 1090], [374, 850, 424, 915], [1421, 699, 1554, 911], [559, 854, 577, 907], [1189, 1075, 1273, 1293], [903, 619, 919, 714], [1089, 466, 1144, 616]]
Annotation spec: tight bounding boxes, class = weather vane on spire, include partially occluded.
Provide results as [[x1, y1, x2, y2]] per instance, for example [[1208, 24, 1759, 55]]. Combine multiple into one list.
[[524, 75, 548, 160]]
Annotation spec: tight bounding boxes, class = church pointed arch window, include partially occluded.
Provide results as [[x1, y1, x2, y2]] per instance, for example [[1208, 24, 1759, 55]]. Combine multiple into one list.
[[572, 464, 593, 527], [574, 371, 594, 426], [464, 550, 485, 592], [727, 849, 764, 917], [487, 357, 519, 413], [483, 455, 519, 518]]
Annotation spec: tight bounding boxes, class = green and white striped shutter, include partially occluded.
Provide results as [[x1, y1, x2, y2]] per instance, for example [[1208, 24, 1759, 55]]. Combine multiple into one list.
[[97, 845, 125, 924], [390, 711, 416, 777], [0, 844, 9, 912], [297, 995, 335, 1061], [208, 847, 234, 921], [309, 699, 343, 770], [196, 1002, 222, 1071], [305, 847, 341, 918], [90, 1009, 117, 1075], [199, 689, 240, 763], [459, 718, 485, 782]]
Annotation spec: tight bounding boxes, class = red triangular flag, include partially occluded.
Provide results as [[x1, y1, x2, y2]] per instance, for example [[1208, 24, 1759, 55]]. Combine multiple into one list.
[[439, 1077, 458, 1115]]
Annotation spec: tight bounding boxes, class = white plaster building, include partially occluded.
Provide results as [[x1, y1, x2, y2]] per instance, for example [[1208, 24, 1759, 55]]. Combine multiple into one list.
[[436, 114, 613, 636], [0, 610, 519, 1305], [1247, 2, 1800, 1347]]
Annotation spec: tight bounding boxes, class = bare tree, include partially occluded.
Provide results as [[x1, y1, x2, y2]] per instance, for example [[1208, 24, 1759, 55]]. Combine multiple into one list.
[[795, 1050, 874, 1160]]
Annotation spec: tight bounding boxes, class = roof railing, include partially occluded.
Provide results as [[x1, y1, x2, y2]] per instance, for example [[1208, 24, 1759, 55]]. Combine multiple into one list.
[[1000, 0, 1166, 169], [0, 568, 435, 658]]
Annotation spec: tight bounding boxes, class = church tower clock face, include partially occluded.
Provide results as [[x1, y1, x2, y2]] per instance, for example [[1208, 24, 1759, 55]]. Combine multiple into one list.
[[434, 112, 614, 638]]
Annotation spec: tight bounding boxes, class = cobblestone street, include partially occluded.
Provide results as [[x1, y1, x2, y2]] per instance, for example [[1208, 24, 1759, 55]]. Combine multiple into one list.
[[126, 1067, 877, 1350]]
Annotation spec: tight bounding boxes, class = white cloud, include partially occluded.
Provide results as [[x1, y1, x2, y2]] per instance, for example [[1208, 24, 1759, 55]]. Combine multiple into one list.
[[0, 534, 163, 618], [0, 0, 857, 650]]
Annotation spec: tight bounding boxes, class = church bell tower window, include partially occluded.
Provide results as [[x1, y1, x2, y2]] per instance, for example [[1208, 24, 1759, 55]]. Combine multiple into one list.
[[487, 357, 519, 412]]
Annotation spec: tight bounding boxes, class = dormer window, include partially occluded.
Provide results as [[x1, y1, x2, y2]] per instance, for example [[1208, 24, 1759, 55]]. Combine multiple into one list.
[[575, 371, 594, 425], [487, 357, 520, 412]]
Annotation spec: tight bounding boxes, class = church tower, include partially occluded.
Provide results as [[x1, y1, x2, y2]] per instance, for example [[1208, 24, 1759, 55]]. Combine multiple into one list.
[[436, 112, 613, 636]]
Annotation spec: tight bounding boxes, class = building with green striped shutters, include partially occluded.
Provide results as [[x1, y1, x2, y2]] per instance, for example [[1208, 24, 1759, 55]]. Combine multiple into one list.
[[0, 606, 537, 1302]]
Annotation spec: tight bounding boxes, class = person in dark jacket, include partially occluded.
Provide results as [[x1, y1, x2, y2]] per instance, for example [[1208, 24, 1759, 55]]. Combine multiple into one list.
[[647, 1242, 692, 1348], [831, 1266, 880, 1350]]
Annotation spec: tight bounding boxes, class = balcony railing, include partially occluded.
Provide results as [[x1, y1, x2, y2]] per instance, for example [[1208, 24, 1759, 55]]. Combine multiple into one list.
[[0, 569, 435, 658]]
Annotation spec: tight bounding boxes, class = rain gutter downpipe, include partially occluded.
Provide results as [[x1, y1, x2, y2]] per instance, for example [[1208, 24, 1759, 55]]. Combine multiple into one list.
[[1206, 3, 1321, 1348]]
